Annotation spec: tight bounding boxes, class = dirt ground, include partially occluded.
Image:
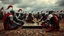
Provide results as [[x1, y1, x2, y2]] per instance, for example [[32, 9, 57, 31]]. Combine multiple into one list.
[[0, 20, 64, 36]]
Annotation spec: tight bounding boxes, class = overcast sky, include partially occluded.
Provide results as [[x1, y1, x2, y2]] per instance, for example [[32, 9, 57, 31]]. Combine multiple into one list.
[[0, 0, 64, 13]]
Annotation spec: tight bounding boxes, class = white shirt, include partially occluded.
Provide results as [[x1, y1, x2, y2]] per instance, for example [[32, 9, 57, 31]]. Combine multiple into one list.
[[47, 14, 53, 20]]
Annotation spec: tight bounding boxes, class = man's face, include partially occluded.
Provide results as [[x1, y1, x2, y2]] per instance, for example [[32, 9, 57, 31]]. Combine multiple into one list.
[[8, 8, 12, 11], [10, 10, 15, 15]]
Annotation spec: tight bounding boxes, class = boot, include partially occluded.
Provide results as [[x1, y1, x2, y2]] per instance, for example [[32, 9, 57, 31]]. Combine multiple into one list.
[[54, 25, 62, 32], [0, 29, 6, 32], [46, 25, 54, 32], [54, 29, 62, 32]]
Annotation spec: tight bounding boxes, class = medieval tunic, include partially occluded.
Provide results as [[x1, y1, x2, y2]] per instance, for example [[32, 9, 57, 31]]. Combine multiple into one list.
[[45, 14, 60, 32], [3, 12, 23, 30]]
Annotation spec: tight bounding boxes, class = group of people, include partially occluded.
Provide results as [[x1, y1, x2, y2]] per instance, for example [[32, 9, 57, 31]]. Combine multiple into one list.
[[37, 11, 61, 32], [0, 5, 63, 32], [0, 5, 35, 31]]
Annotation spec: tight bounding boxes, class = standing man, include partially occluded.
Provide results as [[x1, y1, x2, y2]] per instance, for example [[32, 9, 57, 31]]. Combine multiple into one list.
[[0, 7, 4, 20]]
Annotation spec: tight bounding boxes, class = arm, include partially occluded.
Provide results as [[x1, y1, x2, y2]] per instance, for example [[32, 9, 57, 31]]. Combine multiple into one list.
[[9, 15, 21, 25], [38, 17, 43, 22], [43, 14, 53, 23], [32, 15, 34, 21], [16, 16, 24, 22], [25, 15, 28, 20]]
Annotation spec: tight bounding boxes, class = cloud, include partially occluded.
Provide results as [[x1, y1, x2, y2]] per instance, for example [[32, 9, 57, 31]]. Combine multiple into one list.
[[56, 0, 64, 7], [0, 1, 4, 8], [16, 0, 58, 12], [0, 0, 20, 5], [0, 0, 64, 13]]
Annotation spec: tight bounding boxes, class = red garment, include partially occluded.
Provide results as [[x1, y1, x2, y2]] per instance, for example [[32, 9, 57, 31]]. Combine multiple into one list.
[[3, 12, 12, 30], [46, 25, 54, 32], [46, 14, 59, 32], [41, 23, 45, 28], [53, 14, 59, 24], [41, 15, 48, 28]]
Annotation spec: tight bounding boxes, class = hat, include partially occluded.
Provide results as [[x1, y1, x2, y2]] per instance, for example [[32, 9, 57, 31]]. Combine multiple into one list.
[[6, 5, 13, 14], [18, 9, 22, 12], [7, 5, 13, 10]]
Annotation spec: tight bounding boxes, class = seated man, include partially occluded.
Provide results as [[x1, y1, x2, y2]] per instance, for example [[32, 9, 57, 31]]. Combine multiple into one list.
[[36, 12, 41, 21], [37, 11, 61, 32], [15, 9, 24, 24], [43, 11, 61, 32], [3, 10, 24, 30], [25, 12, 34, 23], [37, 13, 48, 28], [18, 13, 24, 20]]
